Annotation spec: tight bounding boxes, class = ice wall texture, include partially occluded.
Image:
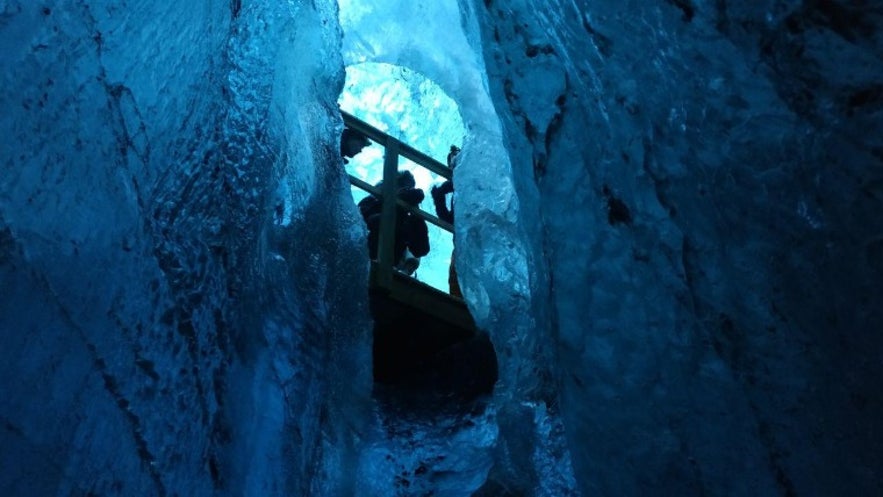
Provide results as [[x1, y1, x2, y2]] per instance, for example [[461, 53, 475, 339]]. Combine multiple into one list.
[[339, 2, 581, 494], [0, 1, 371, 496], [473, 0, 882, 495]]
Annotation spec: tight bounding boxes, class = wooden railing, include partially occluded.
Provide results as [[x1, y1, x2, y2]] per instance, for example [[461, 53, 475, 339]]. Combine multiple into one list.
[[342, 110, 454, 290]]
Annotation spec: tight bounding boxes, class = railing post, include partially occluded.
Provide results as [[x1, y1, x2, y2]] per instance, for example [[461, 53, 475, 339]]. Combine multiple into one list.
[[377, 137, 400, 289]]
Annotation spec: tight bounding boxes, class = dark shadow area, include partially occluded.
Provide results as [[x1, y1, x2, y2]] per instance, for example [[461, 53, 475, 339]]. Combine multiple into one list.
[[369, 266, 498, 403]]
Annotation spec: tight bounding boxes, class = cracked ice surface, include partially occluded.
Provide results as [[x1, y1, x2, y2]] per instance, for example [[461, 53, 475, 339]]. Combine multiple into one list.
[[2, 1, 370, 495], [2, 0, 882, 495], [473, 0, 883, 495]]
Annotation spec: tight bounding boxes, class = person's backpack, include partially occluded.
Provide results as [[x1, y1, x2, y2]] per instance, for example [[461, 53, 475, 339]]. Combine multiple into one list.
[[403, 213, 429, 257]]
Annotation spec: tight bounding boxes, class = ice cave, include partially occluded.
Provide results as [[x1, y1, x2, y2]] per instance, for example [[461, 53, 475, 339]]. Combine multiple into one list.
[[1, 0, 881, 496]]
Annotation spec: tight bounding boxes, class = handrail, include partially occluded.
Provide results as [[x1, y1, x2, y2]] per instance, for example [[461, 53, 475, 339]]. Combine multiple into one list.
[[349, 176, 454, 232], [342, 109, 455, 293], [342, 110, 454, 233], [342, 110, 452, 181]]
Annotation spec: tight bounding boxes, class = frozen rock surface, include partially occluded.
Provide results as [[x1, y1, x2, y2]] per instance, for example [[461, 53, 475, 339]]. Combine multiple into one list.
[[2, 1, 370, 496], [2, 0, 882, 496], [470, 0, 883, 495]]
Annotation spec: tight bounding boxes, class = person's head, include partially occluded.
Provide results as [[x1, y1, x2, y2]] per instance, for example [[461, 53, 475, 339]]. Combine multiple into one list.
[[395, 170, 416, 189], [341, 127, 371, 159], [395, 170, 423, 205], [374, 170, 416, 190]]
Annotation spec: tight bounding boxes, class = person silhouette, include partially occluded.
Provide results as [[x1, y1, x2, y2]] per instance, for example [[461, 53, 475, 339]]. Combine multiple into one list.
[[431, 145, 461, 297], [340, 127, 371, 163], [358, 170, 430, 275]]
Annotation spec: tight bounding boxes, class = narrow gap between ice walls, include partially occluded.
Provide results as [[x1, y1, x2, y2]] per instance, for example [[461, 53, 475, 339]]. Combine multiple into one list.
[[335, 1, 507, 496], [339, 62, 501, 497], [335, 0, 580, 495]]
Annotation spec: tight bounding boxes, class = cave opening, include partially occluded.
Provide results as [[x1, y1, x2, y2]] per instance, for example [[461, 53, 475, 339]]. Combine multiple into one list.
[[336, 2, 509, 493], [340, 62, 464, 294], [338, 62, 498, 398]]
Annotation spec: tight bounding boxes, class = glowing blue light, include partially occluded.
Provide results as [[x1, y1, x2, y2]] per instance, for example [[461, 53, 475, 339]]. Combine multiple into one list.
[[341, 62, 465, 292]]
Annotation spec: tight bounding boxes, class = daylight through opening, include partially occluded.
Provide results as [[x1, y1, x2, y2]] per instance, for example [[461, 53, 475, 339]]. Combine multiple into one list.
[[340, 62, 466, 292]]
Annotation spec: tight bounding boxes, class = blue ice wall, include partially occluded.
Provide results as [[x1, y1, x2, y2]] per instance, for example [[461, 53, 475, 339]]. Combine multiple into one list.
[[1, 1, 371, 495], [3, 0, 881, 495], [472, 0, 883, 495]]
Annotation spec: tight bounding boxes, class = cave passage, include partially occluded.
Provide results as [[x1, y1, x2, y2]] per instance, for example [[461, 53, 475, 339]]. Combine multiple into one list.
[[340, 108, 498, 398]]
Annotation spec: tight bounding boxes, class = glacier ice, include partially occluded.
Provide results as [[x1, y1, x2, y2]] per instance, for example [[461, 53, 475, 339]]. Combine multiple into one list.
[[2, 0, 882, 496], [2, 1, 370, 495], [471, 1, 883, 496]]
